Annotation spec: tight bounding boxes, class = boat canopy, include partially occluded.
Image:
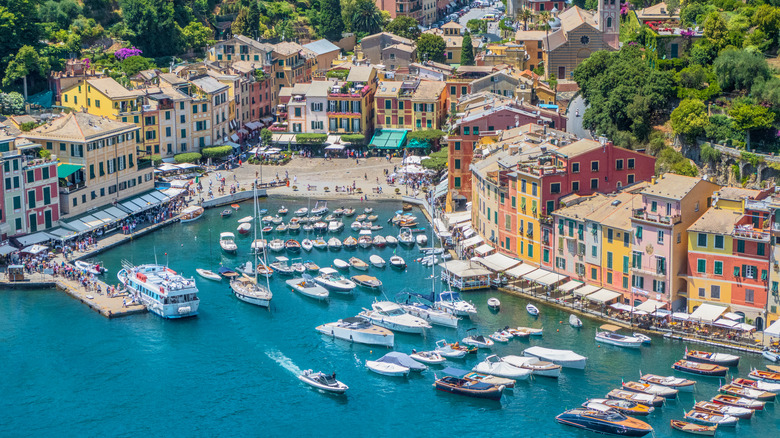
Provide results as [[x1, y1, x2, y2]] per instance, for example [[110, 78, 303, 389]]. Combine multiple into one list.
[[376, 352, 427, 371], [441, 366, 470, 378], [319, 267, 338, 275]]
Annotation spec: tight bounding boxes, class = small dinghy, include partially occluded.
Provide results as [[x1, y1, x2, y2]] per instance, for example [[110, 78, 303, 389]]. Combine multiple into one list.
[[268, 239, 285, 252], [390, 255, 406, 269], [327, 237, 342, 250], [711, 394, 765, 410], [763, 348, 780, 362], [639, 374, 696, 392], [684, 349, 740, 367], [526, 303, 539, 316], [385, 235, 398, 246], [369, 255, 385, 268], [295, 207, 308, 217], [684, 410, 738, 427], [621, 381, 678, 399], [298, 370, 347, 394], [351, 221, 363, 231], [731, 377, 780, 394], [693, 401, 753, 419], [231, 204, 240, 210], [196, 268, 221, 281], [285, 239, 301, 252], [373, 235, 387, 248], [333, 258, 350, 270], [487, 297, 500, 310], [275, 223, 288, 233], [237, 216, 253, 224], [607, 389, 665, 407], [489, 332, 510, 343], [352, 275, 382, 290], [251, 239, 267, 254], [343, 236, 358, 249], [237, 223, 251, 235], [410, 350, 446, 365], [569, 314, 583, 328], [218, 267, 239, 278], [304, 261, 320, 272], [262, 225, 274, 234], [434, 339, 468, 359], [719, 383, 775, 401], [312, 238, 327, 249], [669, 420, 717, 436], [462, 329, 494, 349], [221, 209, 233, 218], [349, 257, 369, 271], [286, 275, 329, 301], [278, 206, 288, 215], [301, 239, 313, 251], [415, 234, 428, 246]]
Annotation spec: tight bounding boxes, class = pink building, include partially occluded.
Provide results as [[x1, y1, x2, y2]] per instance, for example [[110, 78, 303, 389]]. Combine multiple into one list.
[[376, 0, 423, 20]]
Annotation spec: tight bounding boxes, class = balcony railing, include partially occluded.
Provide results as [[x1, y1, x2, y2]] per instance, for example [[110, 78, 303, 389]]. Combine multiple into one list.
[[59, 182, 86, 194], [632, 209, 681, 226], [732, 226, 771, 242], [630, 266, 667, 278]]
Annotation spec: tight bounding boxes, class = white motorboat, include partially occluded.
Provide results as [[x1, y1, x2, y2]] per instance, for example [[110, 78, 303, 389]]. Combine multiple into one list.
[[399, 292, 460, 328], [369, 255, 386, 268], [398, 227, 414, 245], [261, 215, 274, 224], [219, 232, 238, 253], [410, 350, 446, 365], [298, 370, 347, 394], [489, 332, 510, 343], [251, 239, 267, 254], [416, 234, 428, 246], [473, 355, 532, 380], [512, 327, 543, 337], [230, 274, 273, 307], [436, 291, 477, 317], [74, 260, 106, 275], [328, 221, 344, 233], [361, 301, 431, 334], [373, 235, 387, 248], [312, 238, 327, 249], [462, 329, 494, 349], [271, 216, 283, 225], [349, 257, 369, 271], [503, 355, 562, 378], [313, 221, 328, 232], [333, 258, 350, 270], [488, 297, 500, 310], [316, 315, 394, 347], [278, 206, 288, 215], [179, 206, 204, 223], [268, 239, 285, 252], [311, 200, 328, 216], [526, 303, 539, 316], [301, 239, 313, 251], [639, 374, 696, 393], [275, 223, 287, 233], [366, 360, 409, 377], [117, 263, 199, 318], [633, 333, 652, 344], [386, 235, 398, 246], [367, 352, 426, 376], [327, 237, 342, 250], [358, 234, 373, 249], [269, 256, 294, 275], [523, 346, 588, 370], [435, 339, 468, 359], [314, 267, 356, 292], [342, 208, 355, 217], [237, 223, 251, 235], [286, 275, 329, 301], [196, 268, 221, 281], [237, 216, 253, 224], [595, 325, 643, 348], [390, 255, 406, 269], [569, 314, 583, 328], [295, 207, 308, 217], [352, 275, 382, 290], [351, 221, 363, 231]]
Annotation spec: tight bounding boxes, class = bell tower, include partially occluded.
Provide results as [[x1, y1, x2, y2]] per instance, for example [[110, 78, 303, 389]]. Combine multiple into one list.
[[598, 0, 620, 49]]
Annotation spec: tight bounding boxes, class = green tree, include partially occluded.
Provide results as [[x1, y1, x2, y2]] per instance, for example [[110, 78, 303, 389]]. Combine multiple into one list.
[[260, 128, 273, 145], [385, 16, 421, 40], [120, 55, 155, 76], [729, 102, 775, 150], [0, 0, 41, 84], [519, 7, 532, 31], [703, 11, 727, 51], [120, 0, 182, 56], [182, 21, 214, 52], [351, 0, 381, 34], [0, 91, 24, 114], [247, 1, 261, 37], [666, 0, 680, 17], [466, 18, 486, 34], [460, 31, 475, 66], [754, 5, 780, 39], [416, 34, 446, 63], [713, 49, 770, 92], [670, 98, 709, 141], [3, 45, 50, 99], [320, 0, 344, 41], [231, 8, 250, 35]]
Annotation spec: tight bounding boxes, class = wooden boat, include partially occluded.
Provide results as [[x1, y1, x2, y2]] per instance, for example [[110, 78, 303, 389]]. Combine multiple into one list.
[[684, 349, 740, 367], [303, 261, 319, 272], [583, 399, 654, 416], [621, 381, 678, 399], [434, 375, 504, 401], [639, 374, 696, 392], [731, 377, 780, 394], [711, 394, 765, 410], [606, 389, 665, 407], [526, 303, 539, 316], [556, 408, 653, 437], [218, 267, 239, 278], [672, 360, 728, 377], [352, 275, 382, 290], [343, 236, 358, 249], [684, 409, 738, 427], [767, 364, 780, 373], [180, 206, 204, 223], [349, 257, 369, 271], [669, 420, 716, 436], [196, 268, 221, 281], [221, 209, 233, 218], [749, 368, 780, 383], [719, 383, 775, 401], [285, 239, 301, 252], [693, 401, 753, 419]]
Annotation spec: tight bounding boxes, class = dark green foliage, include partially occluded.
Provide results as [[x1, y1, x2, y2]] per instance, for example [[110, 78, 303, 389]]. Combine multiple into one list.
[[296, 133, 327, 144], [350, 0, 382, 34], [385, 16, 421, 40], [319, 0, 344, 41], [120, 55, 155, 76], [416, 34, 446, 63], [341, 134, 366, 144], [421, 149, 447, 171], [260, 128, 273, 145], [713, 49, 770, 92], [201, 146, 234, 159], [174, 152, 202, 163], [407, 129, 445, 143], [700, 142, 721, 162], [460, 32, 475, 66], [120, 0, 182, 57]]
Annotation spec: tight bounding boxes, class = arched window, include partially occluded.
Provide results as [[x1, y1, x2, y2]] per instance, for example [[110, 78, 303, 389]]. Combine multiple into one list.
[[607, 17, 613, 28]]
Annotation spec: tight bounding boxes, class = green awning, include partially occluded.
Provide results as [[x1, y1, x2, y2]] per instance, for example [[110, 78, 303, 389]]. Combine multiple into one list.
[[369, 129, 407, 150], [57, 163, 83, 178], [408, 139, 430, 149]]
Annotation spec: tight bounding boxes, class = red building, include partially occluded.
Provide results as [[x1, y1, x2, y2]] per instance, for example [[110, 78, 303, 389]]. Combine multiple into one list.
[[519, 0, 566, 12]]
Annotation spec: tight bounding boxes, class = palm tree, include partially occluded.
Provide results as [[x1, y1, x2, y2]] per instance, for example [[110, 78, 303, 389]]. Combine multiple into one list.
[[352, 0, 383, 34], [537, 11, 551, 78], [520, 7, 533, 31]]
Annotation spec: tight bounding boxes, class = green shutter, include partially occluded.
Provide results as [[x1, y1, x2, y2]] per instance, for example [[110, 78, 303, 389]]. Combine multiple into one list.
[[734, 266, 741, 277], [697, 259, 706, 273], [636, 226, 643, 238]]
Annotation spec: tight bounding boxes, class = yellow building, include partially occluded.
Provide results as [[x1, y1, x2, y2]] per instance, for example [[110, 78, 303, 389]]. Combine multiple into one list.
[[599, 192, 643, 301]]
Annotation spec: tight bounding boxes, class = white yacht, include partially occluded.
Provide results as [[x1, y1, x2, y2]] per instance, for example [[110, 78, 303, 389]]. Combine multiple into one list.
[[219, 232, 238, 253], [398, 227, 414, 246], [117, 262, 200, 318], [230, 274, 273, 307], [328, 221, 344, 232], [398, 292, 459, 328], [523, 346, 587, 370], [473, 355, 532, 380], [595, 325, 643, 349], [435, 291, 477, 317], [316, 315, 394, 347], [360, 301, 431, 334], [311, 200, 328, 216], [295, 207, 308, 217], [286, 275, 329, 301], [314, 267, 356, 292]]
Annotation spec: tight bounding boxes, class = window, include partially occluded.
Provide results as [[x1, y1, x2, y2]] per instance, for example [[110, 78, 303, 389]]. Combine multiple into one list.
[[632, 251, 642, 268], [454, 141, 461, 151], [736, 239, 745, 253], [606, 252, 613, 269], [385, 99, 391, 109], [743, 265, 757, 279], [589, 178, 597, 190], [591, 268, 598, 280], [758, 243, 766, 256], [714, 261, 723, 276], [591, 161, 599, 172], [628, 158, 635, 169], [711, 285, 720, 299], [473, 127, 479, 135], [543, 248, 550, 263], [607, 229, 613, 243], [454, 177, 461, 188], [653, 280, 666, 294], [527, 243, 533, 258], [454, 159, 461, 170], [622, 276, 629, 289], [461, 86, 467, 94], [657, 257, 666, 275], [572, 162, 580, 173], [532, 182, 537, 196], [697, 233, 707, 247], [657, 230, 664, 244], [697, 259, 706, 273], [463, 127, 470, 135], [521, 179, 527, 193], [745, 289, 754, 303], [615, 159, 624, 170], [714, 235, 724, 249], [623, 256, 629, 274], [550, 183, 560, 194], [572, 181, 579, 192], [607, 272, 613, 284]]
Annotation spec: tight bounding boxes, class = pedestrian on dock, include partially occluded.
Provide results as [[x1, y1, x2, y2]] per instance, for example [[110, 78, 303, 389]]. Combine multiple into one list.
[[122, 298, 126, 308]]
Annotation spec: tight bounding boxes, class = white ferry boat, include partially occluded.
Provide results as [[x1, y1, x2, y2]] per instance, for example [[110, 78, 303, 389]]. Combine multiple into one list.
[[117, 261, 200, 318]]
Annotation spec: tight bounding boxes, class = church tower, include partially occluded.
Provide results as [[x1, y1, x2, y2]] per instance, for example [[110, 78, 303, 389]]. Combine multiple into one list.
[[598, 0, 620, 49]]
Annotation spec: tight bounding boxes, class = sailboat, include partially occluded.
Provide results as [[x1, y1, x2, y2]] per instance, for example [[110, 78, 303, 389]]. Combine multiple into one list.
[[230, 185, 273, 308]]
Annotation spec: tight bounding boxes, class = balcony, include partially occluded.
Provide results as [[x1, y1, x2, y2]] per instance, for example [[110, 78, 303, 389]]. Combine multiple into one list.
[[59, 181, 86, 194], [732, 225, 770, 242], [327, 112, 361, 117], [630, 266, 667, 278], [632, 209, 681, 226]]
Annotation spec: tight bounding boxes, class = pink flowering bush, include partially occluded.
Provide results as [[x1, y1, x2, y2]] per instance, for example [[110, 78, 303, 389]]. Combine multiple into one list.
[[115, 47, 143, 60]]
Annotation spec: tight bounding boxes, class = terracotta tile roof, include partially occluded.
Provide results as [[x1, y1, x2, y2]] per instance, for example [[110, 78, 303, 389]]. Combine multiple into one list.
[[22, 112, 135, 142]]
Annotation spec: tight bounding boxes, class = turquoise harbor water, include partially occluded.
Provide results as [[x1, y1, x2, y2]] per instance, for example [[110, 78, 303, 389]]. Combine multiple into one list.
[[2, 198, 779, 437]]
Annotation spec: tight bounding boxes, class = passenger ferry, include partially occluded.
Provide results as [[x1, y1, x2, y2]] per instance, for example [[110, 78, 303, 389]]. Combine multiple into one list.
[[117, 261, 200, 318]]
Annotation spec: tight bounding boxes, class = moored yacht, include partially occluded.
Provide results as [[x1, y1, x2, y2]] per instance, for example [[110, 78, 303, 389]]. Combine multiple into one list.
[[435, 291, 477, 317], [117, 262, 200, 318], [360, 301, 431, 334], [315, 315, 394, 347], [398, 292, 459, 328], [555, 408, 653, 437], [314, 267, 356, 292]]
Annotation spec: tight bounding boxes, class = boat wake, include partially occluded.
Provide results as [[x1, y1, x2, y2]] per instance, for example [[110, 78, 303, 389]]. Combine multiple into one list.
[[266, 349, 302, 376]]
